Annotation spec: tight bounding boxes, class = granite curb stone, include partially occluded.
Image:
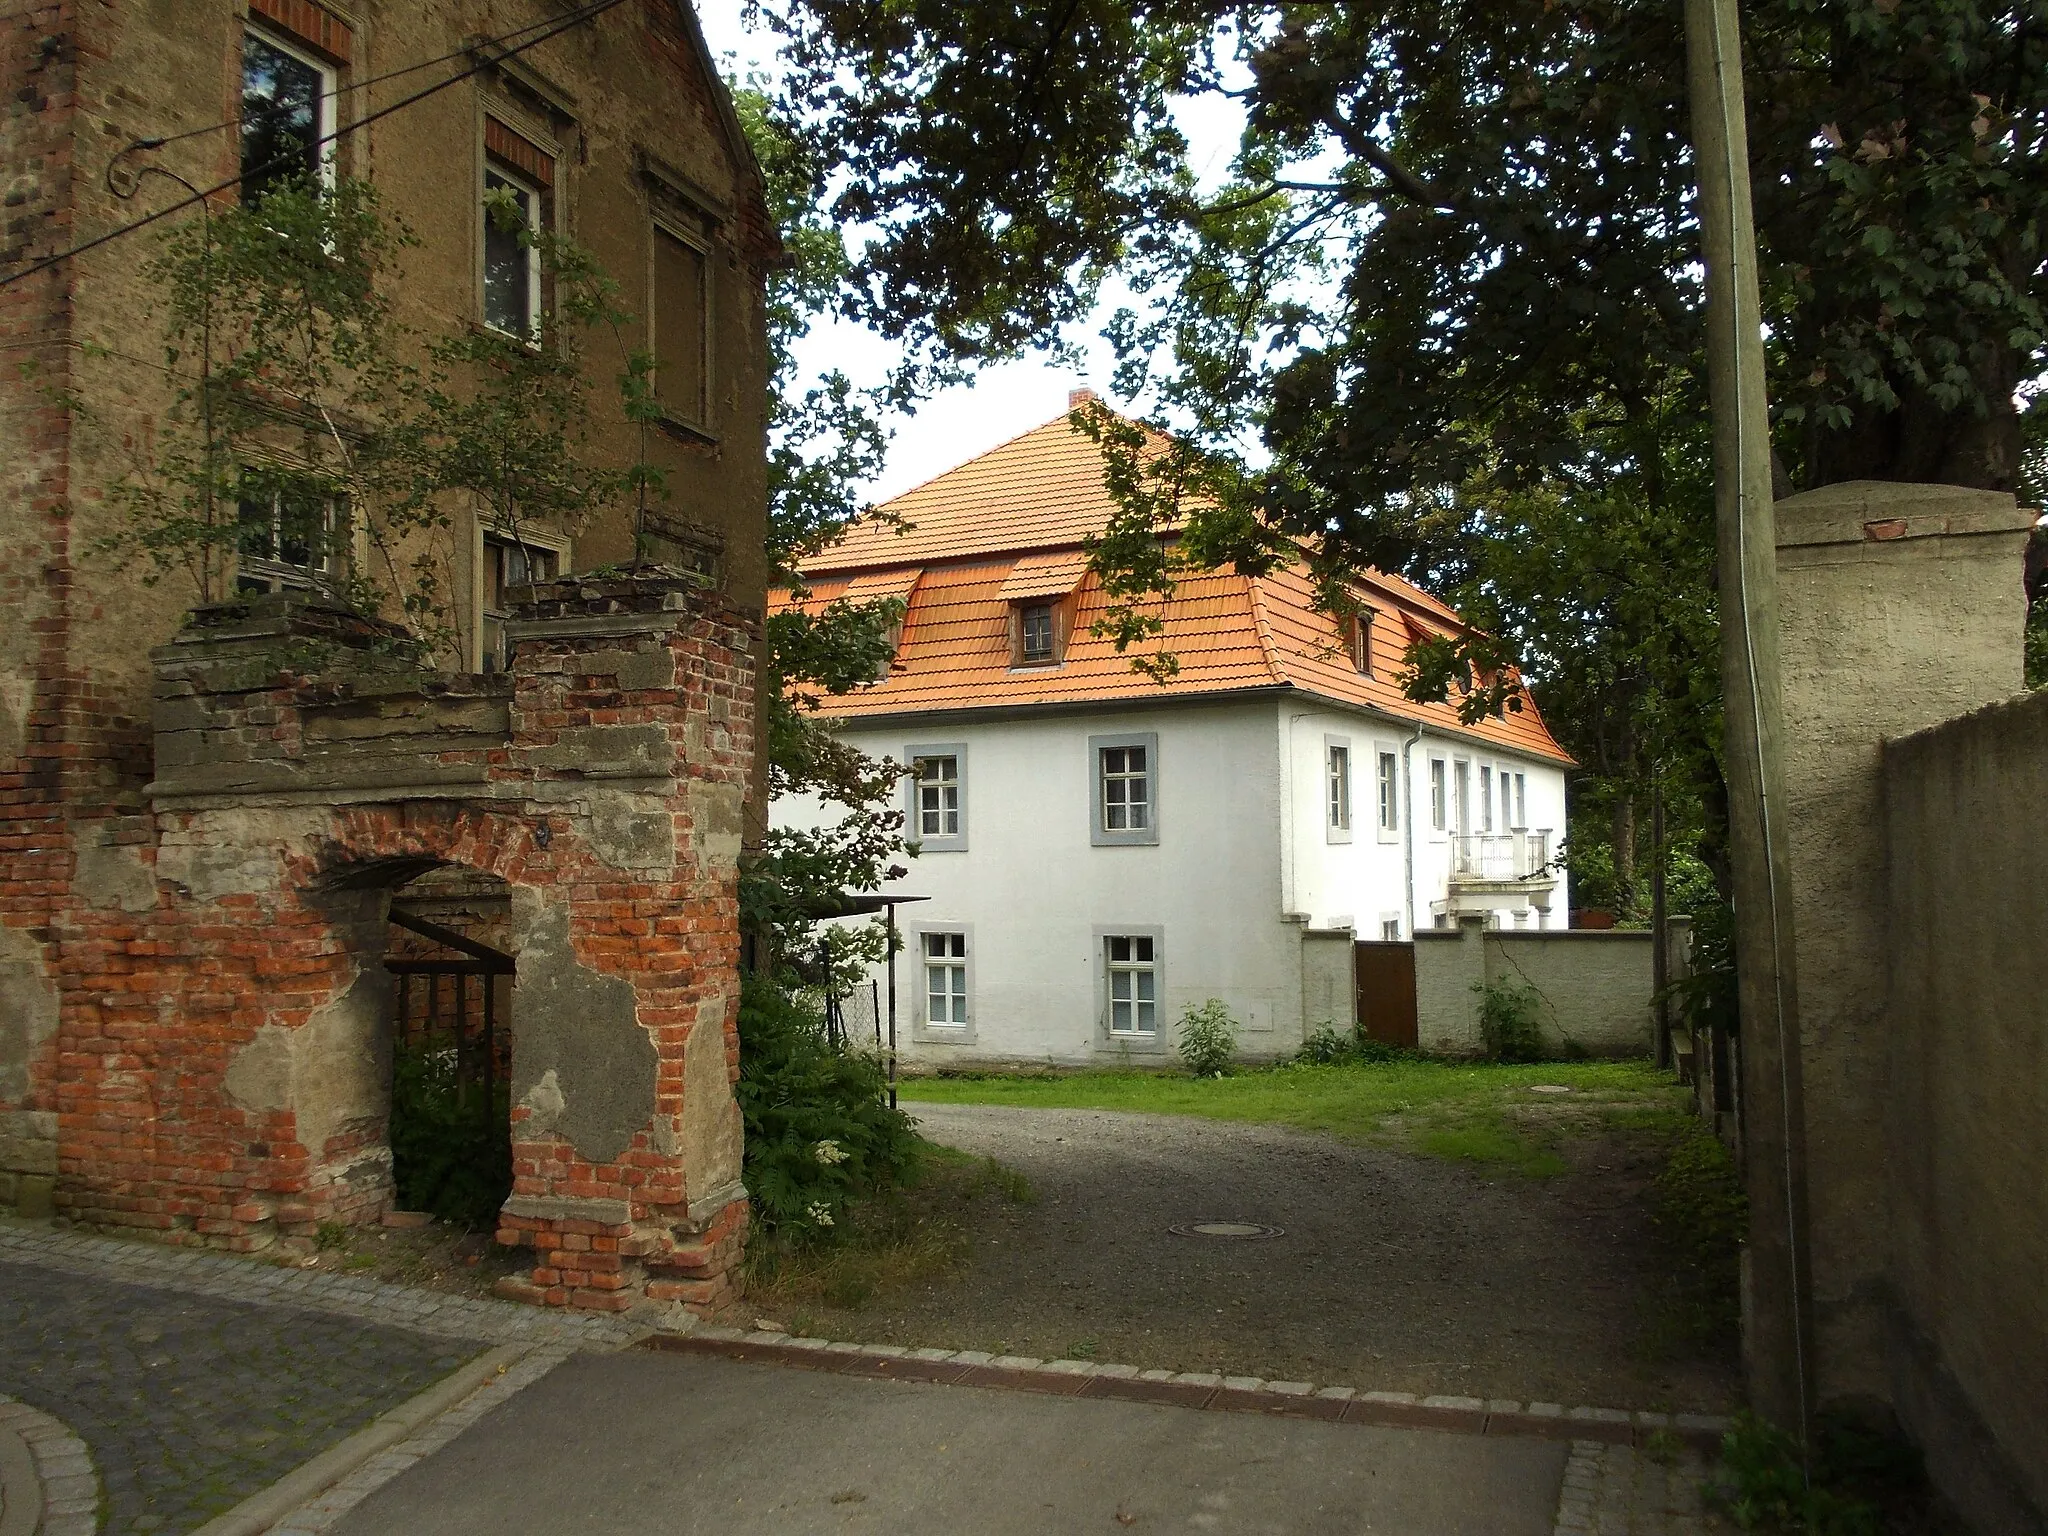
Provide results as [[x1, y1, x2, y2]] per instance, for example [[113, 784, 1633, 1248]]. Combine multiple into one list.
[[638, 1327, 1733, 1454]]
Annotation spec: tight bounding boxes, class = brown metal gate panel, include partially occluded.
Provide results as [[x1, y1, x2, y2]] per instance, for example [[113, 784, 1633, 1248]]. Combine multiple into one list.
[[1355, 941, 1418, 1049]]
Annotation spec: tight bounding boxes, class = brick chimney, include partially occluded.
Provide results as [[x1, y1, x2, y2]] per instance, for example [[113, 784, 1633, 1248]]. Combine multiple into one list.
[[1068, 387, 1099, 409]]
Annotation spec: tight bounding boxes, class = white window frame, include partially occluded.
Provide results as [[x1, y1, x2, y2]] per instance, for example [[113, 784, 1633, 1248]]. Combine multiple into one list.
[[1095, 926, 1165, 1054], [1429, 756, 1448, 836], [481, 160, 543, 340], [1379, 913, 1403, 941], [474, 522, 570, 672], [1376, 746, 1400, 841], [1454, 758, 1472, 834], [1514, 772, 1528, 830], [1090, 732, 1159, 847], [904, 743, 969, 853], [1325, 735, 1353, 843], [1480, 764, 1495, 832], [910, 923, 975, 1044], [240, 27, 337, 200]]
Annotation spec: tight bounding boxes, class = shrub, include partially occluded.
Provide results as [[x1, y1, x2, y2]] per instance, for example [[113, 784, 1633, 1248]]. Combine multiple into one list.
[[1296, 1021, 1357, 1065], [389, 1043, 512, 1230], [1177, 998, 1240, 1078], [1474, 977, 1546, 1062], [738, 973, 921, 1238]]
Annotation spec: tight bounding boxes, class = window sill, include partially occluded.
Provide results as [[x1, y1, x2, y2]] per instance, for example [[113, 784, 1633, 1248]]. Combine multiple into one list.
[[1007, 659, 1062, 672], [656, 412, 719, 446]]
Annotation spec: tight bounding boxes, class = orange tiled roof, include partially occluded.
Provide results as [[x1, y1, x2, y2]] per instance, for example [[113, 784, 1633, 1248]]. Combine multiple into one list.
[[779, 408, 1573, 765]]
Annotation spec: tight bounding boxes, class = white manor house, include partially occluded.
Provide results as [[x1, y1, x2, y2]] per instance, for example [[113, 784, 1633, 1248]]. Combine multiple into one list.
[[772, 396, 1574, 1065]]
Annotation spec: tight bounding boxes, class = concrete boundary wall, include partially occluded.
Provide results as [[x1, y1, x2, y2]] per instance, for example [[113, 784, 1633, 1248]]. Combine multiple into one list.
[[1883, 690, 2048, 1534], [1413, 916, 1687, 1058]]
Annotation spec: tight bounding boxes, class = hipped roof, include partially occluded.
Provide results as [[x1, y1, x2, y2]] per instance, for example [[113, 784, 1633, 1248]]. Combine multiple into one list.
[[779, 409, 1573, 766]]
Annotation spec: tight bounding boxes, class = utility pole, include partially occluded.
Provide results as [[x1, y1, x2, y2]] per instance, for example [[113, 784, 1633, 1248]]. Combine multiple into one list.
[[1682, 0, 1815, 1446]]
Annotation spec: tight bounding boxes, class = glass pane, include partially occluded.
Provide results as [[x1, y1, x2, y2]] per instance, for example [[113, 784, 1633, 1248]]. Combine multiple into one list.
[[924, 933, 944, 959], [1136, 971, 1155, 1002], [1112, 999, 1131, 1031], [275, 492, 324, 568], [1111, 971, 1131, 1001], [237, 495, 276, 560], [483, 171, 534, 336], [927, 987, 946, 1025], [1128, 796, 1148, 830], [1108, 937, 1129, 963], [1134, 936, 1152, 963], [241, 34, 323, 203], [1135, 997, 1155, 1032]]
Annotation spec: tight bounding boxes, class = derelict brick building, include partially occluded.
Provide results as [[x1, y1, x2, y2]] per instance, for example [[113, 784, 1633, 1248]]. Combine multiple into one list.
[[0, 0, 776, 1314]]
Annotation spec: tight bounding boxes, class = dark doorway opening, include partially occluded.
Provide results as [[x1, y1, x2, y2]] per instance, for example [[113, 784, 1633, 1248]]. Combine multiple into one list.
[[384, 869, 516, 1228]]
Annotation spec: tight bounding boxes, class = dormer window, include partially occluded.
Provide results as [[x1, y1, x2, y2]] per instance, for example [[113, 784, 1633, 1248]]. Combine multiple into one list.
[[1350, 608, 1376, 675], [1020, 602, 1055, 664]]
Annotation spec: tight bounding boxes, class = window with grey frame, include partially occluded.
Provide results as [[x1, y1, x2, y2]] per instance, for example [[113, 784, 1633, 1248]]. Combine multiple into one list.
[[1091, 733, 1159, 845], [923, 931, 968, 1028], [1377, 749, 1399, 834], [1104, 934, 1158, 1037], [1429, 757, 1448, 832], [1326, 739, 1352, 841], [905, 745, 968, 851]]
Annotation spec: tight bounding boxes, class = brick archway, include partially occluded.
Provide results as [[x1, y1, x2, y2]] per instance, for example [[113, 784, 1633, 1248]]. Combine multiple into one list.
[[43, 573, 755, 1315]]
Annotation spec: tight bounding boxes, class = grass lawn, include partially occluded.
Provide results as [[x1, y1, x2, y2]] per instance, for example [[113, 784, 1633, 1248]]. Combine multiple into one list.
[[901, 1058, 1694, 1177]]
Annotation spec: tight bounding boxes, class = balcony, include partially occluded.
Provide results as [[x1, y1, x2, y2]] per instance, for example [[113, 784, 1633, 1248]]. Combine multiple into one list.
[[1450, 830, 1553, 883]]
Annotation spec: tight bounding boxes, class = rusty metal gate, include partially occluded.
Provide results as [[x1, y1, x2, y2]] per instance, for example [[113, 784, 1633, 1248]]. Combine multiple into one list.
[[1354, 941, 1419, 1049]]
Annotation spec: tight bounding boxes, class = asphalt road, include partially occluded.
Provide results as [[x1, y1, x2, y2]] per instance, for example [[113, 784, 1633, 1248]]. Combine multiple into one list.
[[330, 1349, 1569, 1535]]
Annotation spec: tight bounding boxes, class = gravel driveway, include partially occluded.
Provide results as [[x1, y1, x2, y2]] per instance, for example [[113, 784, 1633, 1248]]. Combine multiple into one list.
[[784, 1102, 1737, 1412]]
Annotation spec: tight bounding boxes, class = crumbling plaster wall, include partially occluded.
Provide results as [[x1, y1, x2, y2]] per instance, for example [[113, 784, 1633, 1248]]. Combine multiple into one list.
[[21, 577, 756, 1320]]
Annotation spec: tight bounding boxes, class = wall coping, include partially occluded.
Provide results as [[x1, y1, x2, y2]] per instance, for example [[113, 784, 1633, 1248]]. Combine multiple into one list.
[[1775, 481, 2036, 551]]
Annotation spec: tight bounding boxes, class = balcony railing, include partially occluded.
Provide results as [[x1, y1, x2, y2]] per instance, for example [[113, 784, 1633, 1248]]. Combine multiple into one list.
[[1450, 830, 1552, 883]]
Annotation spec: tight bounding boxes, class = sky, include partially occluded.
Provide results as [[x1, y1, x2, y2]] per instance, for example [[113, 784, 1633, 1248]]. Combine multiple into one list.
[[693, 0, 1248, 507]]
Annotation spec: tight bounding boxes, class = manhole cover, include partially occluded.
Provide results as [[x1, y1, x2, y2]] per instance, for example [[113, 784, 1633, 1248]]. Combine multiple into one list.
[[1168, 1221, 1285, 1240], [1527, 1084, 1573, 1094]]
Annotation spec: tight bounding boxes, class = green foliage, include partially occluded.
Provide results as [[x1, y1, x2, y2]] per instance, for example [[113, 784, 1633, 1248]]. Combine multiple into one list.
[[1475, 978, 1546, 1063], [388, 1043, 511, 1231], [314, 1220, 350, 1252], [738, 974, 921, 1237], [726, 84, 908, 964], [1295, 1022, 1360, 1065], [91, 172, 666, 663], [1176, 998, 1240, 1078], [1708, 1413, 1884, 1535]]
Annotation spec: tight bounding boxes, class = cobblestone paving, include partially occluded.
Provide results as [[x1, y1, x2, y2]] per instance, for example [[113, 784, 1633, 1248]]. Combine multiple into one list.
[[0, 1223, 643, 1350], [1555, 1439, 1725, 1535], [0, 1259, 485, 1534]]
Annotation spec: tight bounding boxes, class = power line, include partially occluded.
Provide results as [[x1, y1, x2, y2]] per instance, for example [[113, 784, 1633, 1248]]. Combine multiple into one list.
[[129, 8, 608, 157], [0, 0, 625, 292]]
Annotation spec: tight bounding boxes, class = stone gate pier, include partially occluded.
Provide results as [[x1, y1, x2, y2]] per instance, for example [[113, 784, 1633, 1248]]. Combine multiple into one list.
[[7, 570, 755, 1316]]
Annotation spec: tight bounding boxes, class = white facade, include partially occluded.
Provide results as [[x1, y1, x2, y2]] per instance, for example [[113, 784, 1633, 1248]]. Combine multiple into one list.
[[773, 694, 1570, 1066]]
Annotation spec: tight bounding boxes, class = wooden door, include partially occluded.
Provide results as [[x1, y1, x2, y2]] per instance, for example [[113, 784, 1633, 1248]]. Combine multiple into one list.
[[1354, 941, 1419, 1049]]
